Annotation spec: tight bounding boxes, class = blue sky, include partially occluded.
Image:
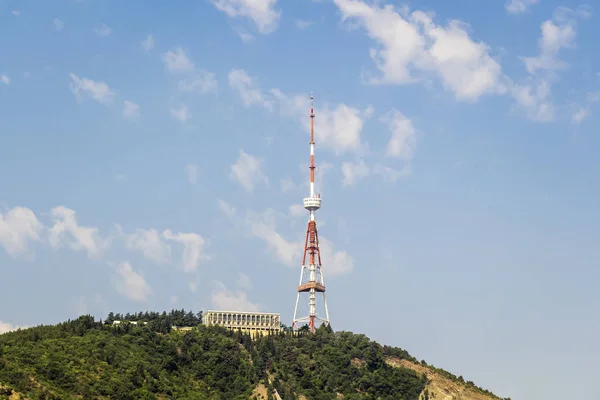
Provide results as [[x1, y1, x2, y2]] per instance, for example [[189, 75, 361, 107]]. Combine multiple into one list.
[[1, 0, 599, 398]]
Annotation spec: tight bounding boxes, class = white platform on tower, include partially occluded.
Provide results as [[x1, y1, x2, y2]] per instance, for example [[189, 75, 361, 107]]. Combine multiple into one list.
[[303, 196, 322, 210]]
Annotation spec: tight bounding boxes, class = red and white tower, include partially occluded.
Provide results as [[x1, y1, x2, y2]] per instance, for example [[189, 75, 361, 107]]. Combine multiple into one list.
[[292, 94, 330, 334]]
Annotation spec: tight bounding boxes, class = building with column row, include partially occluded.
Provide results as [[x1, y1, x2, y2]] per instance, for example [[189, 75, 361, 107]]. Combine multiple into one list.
[[202, 310, 281, 338]]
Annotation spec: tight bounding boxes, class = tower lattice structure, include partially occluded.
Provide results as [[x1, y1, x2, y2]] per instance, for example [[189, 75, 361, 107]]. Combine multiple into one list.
[[292, 95, 330, 334]]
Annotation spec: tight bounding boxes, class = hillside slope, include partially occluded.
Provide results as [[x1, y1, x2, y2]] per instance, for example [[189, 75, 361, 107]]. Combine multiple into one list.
[[385, 358, 502, 400], [0, 313, 510, 400]]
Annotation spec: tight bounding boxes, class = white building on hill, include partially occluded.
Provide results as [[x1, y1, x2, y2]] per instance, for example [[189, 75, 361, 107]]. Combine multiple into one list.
[[202, 310, 281, 338]]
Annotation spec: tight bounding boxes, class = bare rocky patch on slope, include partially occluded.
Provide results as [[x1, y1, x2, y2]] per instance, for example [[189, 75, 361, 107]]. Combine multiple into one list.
[[385, 357, 505, 400]]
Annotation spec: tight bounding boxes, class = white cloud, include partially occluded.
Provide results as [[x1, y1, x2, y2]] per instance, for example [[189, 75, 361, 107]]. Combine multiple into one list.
[[341, 159, 410, 186], [211, 272, 260, 311], [372, 163, 410, 182], [54, 19, 64, 31], [341, 159, 371, 186], [235, 272, 253, 290], [0, 321, 27, 334], [228, 76, 410, 184], [187, 164, 199, 184], [177, 71, 218, 94], [12, 10, 20, 16], [118, 225, 208, 272], [280, 177, 298, 193], [94, 24, 112, 37], [315, 103, 372, 155], [162, 230, 209, 272], [510, 6, 591, 122], [114, 261, 152, 302], [211, 282, 260, 311], [333, 0, 505, 101], [228, 69, 273, 110], [123, 228, 172, 264], [142, 35, 154, 52], [238, 31, 255, 43], [210, 0, 280, 34], [522, 17, 577, 74], [0, 206, 44, 258], [572, 107, 589, 124], [170, 104, 191, 123], [228, 69, 373, 155], [571, 91, 600, 124], [232, 207, 353, 277], [48, 206, 108, 259], [245, 208, 354, 276], [0, 205, 210, 277], [69, 73, 115, 105], [217, 200, 237, 219], [383, 109, 417, 160], [225, 7, 584, 127], [506, 0, 539, 14], [162, 47, 218, 96], [162, 47, 194, 73], [511, 79, 554, 122], [230, 149, 268, 192], [0, 75, 9, 85], [122, 100, 140, 119], [319, 236, 354, 277], [246, 209, 301, 266], [288, 204, 305, 217], [295, 19, 314, 29], [268, 88, 309, 116], [230, 74, 403, 186]]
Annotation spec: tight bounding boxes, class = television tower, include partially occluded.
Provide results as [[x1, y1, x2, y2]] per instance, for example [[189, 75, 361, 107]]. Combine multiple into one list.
[[292, 94, 330, 334]]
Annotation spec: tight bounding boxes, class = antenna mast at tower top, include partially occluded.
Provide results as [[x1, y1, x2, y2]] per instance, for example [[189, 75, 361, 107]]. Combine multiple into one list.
[[309, 93, 316, 197], [292, 94, 330, 333]]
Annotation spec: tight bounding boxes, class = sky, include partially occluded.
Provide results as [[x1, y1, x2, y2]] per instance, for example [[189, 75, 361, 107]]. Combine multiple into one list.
[[1, 0, 599, 398]]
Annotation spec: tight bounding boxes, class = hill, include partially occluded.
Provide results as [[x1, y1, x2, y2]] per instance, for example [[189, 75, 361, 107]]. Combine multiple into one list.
[[0, 311, 511, 400]]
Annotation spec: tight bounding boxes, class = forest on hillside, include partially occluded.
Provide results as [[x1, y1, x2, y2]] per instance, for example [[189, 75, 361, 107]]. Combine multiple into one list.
[[0, 311, 509, 400]]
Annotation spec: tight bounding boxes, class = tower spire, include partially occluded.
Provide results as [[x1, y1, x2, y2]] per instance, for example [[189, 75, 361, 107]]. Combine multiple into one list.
[[292, 94, 330, 334]]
